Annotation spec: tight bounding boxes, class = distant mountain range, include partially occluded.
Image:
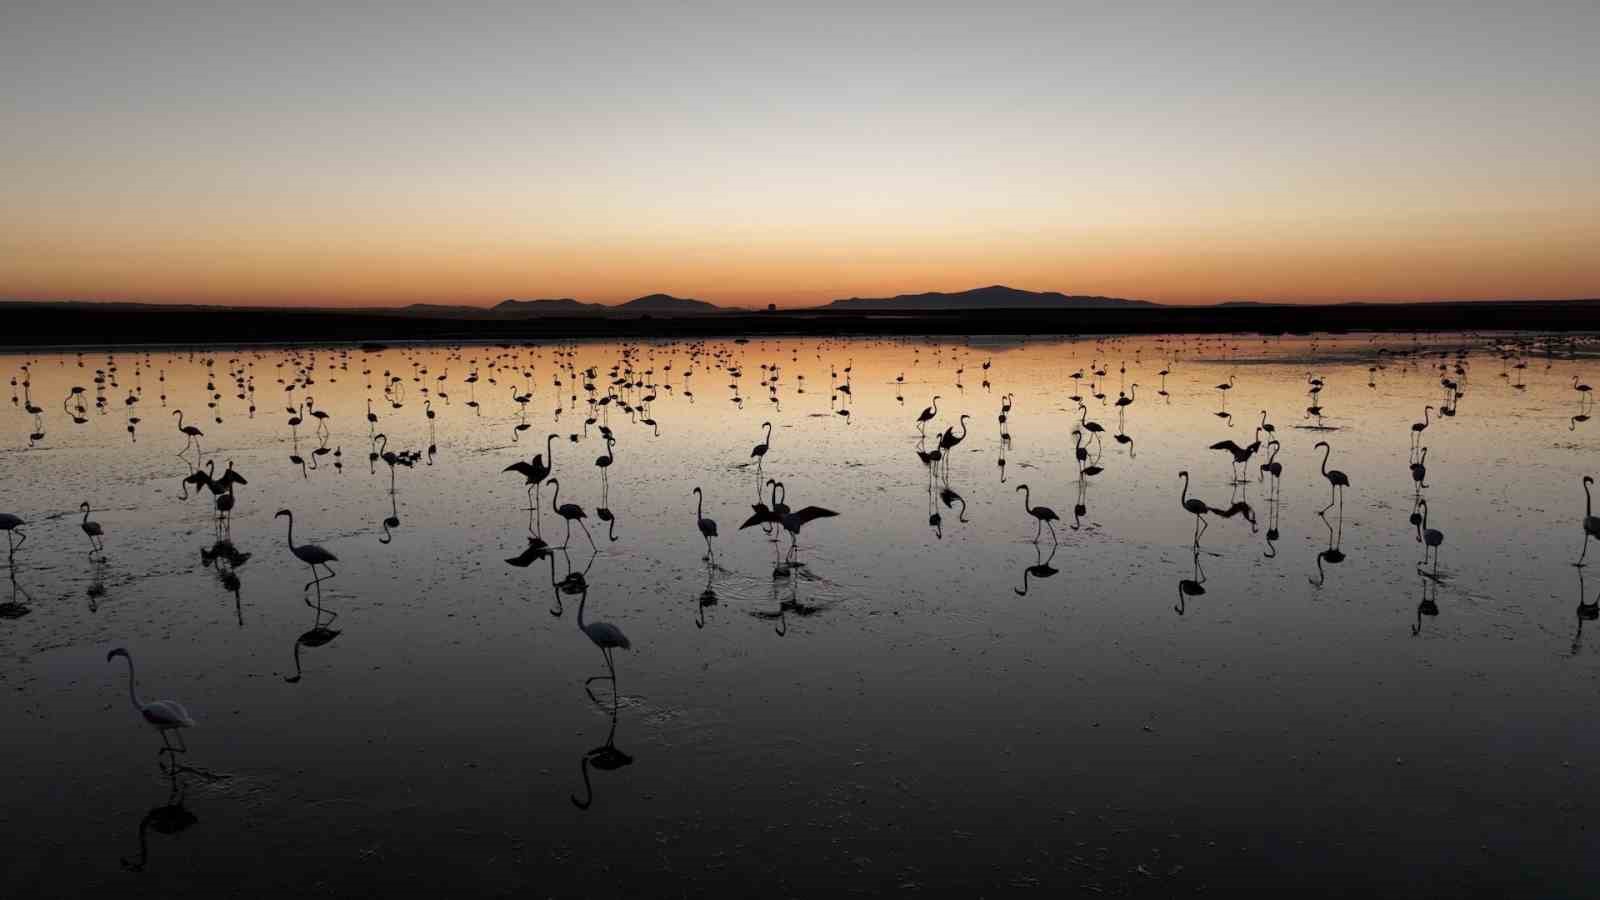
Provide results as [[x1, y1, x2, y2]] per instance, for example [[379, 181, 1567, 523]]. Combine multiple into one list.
[[488, 293, 723, 317], [415, 285, 1150, 317], [821, 285, 1153, 311]]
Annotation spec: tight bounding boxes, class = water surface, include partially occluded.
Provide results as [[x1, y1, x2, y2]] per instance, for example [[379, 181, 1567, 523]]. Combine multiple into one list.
[[3, 333, 1599, 896]]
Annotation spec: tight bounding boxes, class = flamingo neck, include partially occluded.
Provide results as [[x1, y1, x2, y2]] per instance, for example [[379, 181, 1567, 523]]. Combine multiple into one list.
[[1180, 474, 1190, 504], [122, 656, 142, 710], [1320, 445, 1330, 474], [696, 491, 703, 518], [550, 481, 561, 511], [283, 513, 295, 549], [577, 589, 588, 632], [1586, 481, 1593, 519], [546, 434, 556, 462]]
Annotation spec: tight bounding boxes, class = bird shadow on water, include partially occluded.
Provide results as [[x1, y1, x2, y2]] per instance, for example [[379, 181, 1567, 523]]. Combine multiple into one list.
[[121, 760, 228, 873], [570, 685, 634, 811], [200, 538, 251, 626], [1015, 542, 1060, 596], [0, 569, 33, 619], [1309, 508, 1348, 589], [750, 565, 842, 636], [1412, 574, 1441, 637], [1175, 548, 1208, 615], [1572, 566, 1598, 655], [284, 597, 342, 684]]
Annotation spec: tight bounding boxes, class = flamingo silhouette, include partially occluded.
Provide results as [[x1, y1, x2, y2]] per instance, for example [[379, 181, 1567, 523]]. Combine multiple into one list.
[[1314, 441, 1351, 513], [693, 486, 718, 562], [547, 479, 596, 550], [1578, 476, 1599, 566], [1016, 484, 1060, 544], [1178, 471, 1212, 546]]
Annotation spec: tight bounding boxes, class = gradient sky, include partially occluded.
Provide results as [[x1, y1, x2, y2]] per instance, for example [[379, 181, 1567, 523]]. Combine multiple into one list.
[[2, 2, 1597, 308]]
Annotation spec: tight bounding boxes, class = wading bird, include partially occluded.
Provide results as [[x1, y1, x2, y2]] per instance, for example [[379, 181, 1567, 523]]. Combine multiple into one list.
[[106, 648, 195, 755], [577, 584, 629, 693], [1416, 499, 1445, 577], [1314, 441, 1351, 513], [693, 486, 719, 562], [1178, 471, 1212, 546], [1579, 476, 1600, 566], [547, 479, 596, 550], [274, 509, 338, 593], [504, 433, 558, 522], [750, 421, 773, 470], [1016, 484, 1060, 544], [80, 501, 105, 553], [916, 396, 940, 435], [0, 512, 24, 566]]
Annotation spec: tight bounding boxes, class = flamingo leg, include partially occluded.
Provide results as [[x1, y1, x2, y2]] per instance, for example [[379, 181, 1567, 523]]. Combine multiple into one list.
[[1578, 534, 1590, 567], [580, 519, 596, 551]]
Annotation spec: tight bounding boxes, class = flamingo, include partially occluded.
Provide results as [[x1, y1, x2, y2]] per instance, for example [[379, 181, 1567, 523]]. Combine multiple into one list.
[[1258, 440, 1283, 491], [1410, 447, 1428, 490], [1076, 406, 1104, 451], [274, 509, 338, 593], [79, 501, 105, 553], [505, 433, 558, 527], [1416, 499, 1445, 577], [594, 436, 616, 481], [916, 396, 940, 434], [577, 583, 630, 693], [106, 648, 195, 755], [1314, 441, 1351, 513], [1579, 476, 1600, 566], [1016, 484, 1059, 544], [547, 479, 596, 550], [1411, 405, 1433, 449], [776, 494, 838, 564], [937, 413, 971, 461], [2, 512, 26, 565], [172, 410, 203, 455], [1209, 428, 1262, 483], [693, 487, 719, 562], [1178, 471, 1212, 546], [750, 421, 772, 469]]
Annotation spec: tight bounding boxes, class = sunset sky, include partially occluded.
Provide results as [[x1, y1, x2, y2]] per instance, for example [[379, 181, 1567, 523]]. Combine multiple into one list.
[[2, 2, 1596, 309]]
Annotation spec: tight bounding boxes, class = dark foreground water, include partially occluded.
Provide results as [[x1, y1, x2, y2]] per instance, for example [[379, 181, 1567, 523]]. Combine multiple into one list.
[[3, 333, 1598, 897]]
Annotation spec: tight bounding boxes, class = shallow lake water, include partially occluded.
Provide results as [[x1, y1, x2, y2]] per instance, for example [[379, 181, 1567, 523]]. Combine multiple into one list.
[[3, 332, 1599, 896]]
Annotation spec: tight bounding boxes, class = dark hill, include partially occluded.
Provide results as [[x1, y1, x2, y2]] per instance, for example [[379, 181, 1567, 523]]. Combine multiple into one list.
[[823, 284, 1154, 311], [493, 298, 606, 315], [616, 293, 722, 314]]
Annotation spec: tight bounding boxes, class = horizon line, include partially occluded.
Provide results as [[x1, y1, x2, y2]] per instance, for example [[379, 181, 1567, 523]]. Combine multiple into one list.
[[5, 288, 1600, 313]]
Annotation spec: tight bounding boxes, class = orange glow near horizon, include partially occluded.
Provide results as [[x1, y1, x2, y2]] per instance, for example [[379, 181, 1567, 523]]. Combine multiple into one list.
[[4, 207, 1596, 309]]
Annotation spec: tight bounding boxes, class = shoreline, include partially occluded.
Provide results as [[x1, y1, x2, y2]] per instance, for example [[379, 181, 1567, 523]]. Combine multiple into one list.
[[2, 298, 1597, 349]]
